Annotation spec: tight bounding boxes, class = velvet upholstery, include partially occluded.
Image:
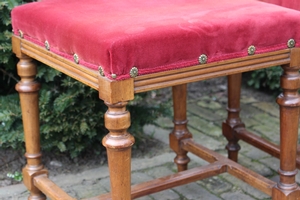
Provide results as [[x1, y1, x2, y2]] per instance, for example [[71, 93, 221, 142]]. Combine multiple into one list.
[[12, 0, 300, 80], [260, 0, 300, 10]]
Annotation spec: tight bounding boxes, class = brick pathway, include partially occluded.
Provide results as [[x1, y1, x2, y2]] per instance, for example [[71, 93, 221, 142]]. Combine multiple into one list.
[[1, 83, 300, 200]]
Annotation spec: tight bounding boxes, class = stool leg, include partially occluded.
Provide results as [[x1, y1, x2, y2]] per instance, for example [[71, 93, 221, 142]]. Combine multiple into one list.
[[15, 55, 47, 200], [102, 101, 135, 200], [169, 84, 192, 172], [222, 74, 245, 162], [273, 49, 300, 199]]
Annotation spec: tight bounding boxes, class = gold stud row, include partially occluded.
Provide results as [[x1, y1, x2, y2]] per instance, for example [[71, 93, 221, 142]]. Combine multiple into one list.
[[198, 39, 296, 64], [17, 31, 296, 78], [98, 66, 139, 79]]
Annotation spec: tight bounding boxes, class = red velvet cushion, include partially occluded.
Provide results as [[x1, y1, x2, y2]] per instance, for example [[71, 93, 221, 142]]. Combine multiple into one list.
[[12, 0, 300, 80], [260, 0, 300, 10]]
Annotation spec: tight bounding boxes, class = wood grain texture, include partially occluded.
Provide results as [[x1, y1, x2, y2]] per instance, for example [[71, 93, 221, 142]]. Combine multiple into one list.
[[15, 54, 47, 200], [98, 77, 134, 104], [169, 84, 192, 172], [181, 139, 276, 196], [222, 74, 245, 161], [34, 175, 76, 200], [274, 48, 300, 197], [102, 102, 135, 200]]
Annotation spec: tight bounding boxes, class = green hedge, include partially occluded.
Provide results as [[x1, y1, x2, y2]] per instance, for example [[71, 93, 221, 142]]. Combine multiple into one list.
[[247, 66, 282, 94], [0, 1, 170, 158]]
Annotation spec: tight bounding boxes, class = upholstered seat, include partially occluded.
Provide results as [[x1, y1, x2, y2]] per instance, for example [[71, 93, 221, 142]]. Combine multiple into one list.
[[11, 0, 300, 199], [12, 0, 300, 80]]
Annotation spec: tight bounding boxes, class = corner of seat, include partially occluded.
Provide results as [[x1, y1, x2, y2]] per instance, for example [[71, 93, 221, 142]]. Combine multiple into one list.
[[98, 76, 134, 104]]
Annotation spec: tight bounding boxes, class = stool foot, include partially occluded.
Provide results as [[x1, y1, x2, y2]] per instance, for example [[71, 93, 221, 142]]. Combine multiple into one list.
[[28, 190, 46, 200], [102, 101, 135, 200], [15, 55, 47, 199], [170, 84, 192, 172], [272, 186, 300, 200], [222, 74, 245, 162], [275, 49, 300, 200]]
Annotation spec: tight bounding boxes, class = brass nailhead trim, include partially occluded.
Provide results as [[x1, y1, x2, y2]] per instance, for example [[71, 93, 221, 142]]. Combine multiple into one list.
[[18, 30, 24, 38], [45, 41, 50, 51], [73, 54, 79, 64], [111, 74, 117, 79], [130, 67, 138, 78], [248, 45, 256, 55], [287, 39, 295, 48], [198, 54, 208, 64], [98, 66, 105, 77]]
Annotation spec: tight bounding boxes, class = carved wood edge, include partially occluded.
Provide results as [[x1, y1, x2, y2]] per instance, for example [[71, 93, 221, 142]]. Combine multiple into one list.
[[181, 138, 276, 196], [12, 36, 293, 99], [12, 35, 99, 90], [86, 138, 276, 200], [33, 175, 76, 200], [25, 136, 278, 200], [87, 162, 226, 200], [134, 50, 291, 92], [237, 129, 281, 158], [26, 135, 277, 200]]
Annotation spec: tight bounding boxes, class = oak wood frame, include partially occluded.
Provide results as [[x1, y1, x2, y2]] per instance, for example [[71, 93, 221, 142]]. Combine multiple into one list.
[[12, 32, 300, 200]]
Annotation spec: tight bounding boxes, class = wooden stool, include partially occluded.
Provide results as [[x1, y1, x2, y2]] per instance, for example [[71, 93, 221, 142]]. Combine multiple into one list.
[[11, 0, 300, 199]]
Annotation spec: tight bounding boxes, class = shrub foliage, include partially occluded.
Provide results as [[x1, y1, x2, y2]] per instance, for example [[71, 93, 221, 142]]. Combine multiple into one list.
[[247, 66, 282, 94]]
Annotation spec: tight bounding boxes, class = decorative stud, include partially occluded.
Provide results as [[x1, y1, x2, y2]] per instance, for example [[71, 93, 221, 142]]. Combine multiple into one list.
[[287, 39, 295, 48], [18, 30, 24, 38], [111, 74, 117, 79], [45, 41, 50, 51], [130, 67, 138, 78], [98, 66, 105, 77], [248, 45, 256, 55], [73, 54, 79, 64], [198, 54, 208, 64]]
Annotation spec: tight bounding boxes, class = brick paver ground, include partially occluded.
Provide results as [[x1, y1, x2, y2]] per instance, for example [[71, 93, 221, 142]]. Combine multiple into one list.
[[1, 81, 299, 200]]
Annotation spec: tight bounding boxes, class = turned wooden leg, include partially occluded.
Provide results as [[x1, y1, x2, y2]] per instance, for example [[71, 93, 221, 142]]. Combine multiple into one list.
[[272, 48, 300, 199], [222, 74, 245, 162], [15, 55, 47, 200], [102, 101, 135, 200], [169, 84, 192, 172]]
